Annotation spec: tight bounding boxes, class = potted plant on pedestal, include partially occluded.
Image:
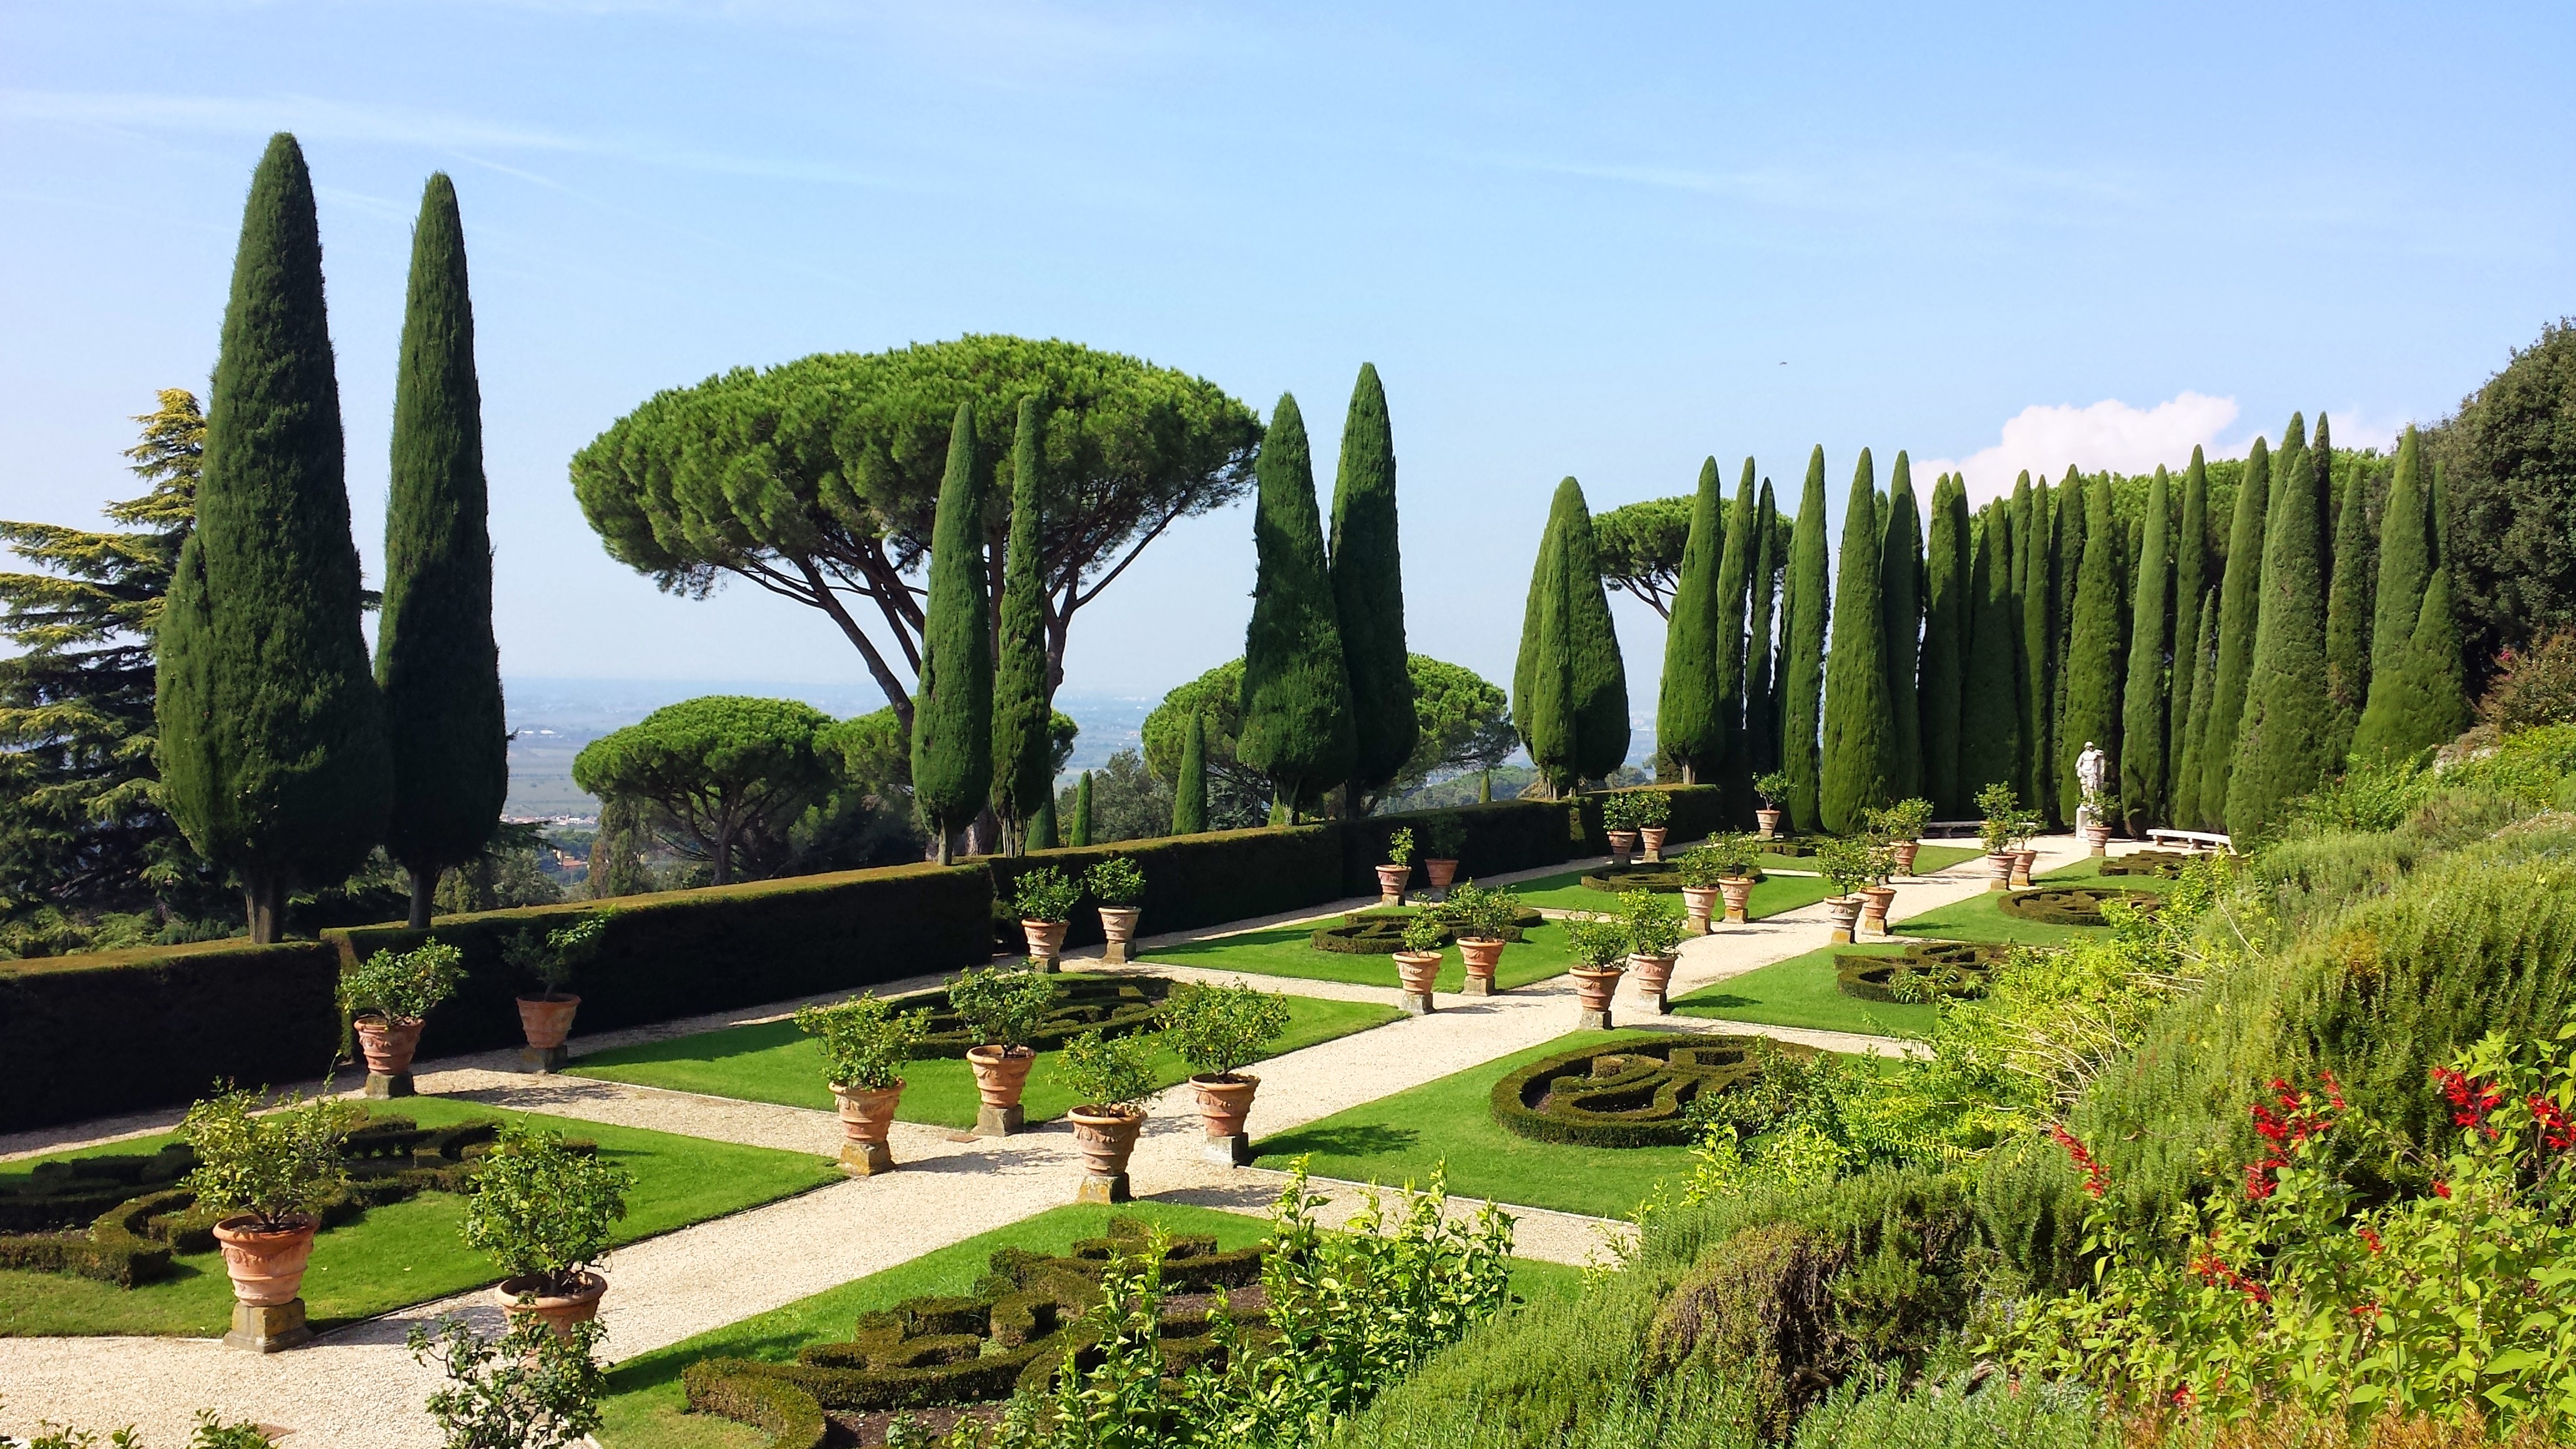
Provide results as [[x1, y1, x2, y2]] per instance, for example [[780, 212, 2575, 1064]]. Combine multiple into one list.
[[500, 914, 608, 1074], [181, 1087, 354, 1352], [1438, 881, 1516, 995], [1753, 773, 1793, 839], [1420, 819, 1466, 897], [1619, 889, 1686, 1013], [1814, 836, 1874, 944], [1599, 792, 1644, 864], [1055, 1029, 1156, 1203], [1014, 867, 1082, 970], [1391, 910, 1447, 1015], [796, 994, 929, 1176], [1709, 833, 1764, 924], [1869, 798, 1934, 876], [1159, 980, 1290, 1165], [1564, 914, 1631, 1029], [339, 938, 468, 1098], [1376, 828, 1417, 905], [2012, 811, 2046, 887], [1085, 856, 1148, 964], [1632, 791, 1675, 860], [1676, 845, 1724, 934], [1856, 841, 1900, 935], [1975, 784, 2019, 890], [949, 962, 1056, 1136], [464, 1122, 634, 1339], [2081, 784, 2119, 854]]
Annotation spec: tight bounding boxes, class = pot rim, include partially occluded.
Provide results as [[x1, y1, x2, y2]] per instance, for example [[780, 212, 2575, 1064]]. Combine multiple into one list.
[[1569, 963, 1626, 977], [497, 1268, 608, 1304], [352, 1012, 424, 1030], [1021, 916, 1069, 927], [1066, 1104, 1146, 1125], [1629, 951, 1679, 967], [830, 1078, 906, 1098], [212, 1211, 319, 1242], [1189, 1071, 1259, 1089], [515, 992, 582, 1005], [966, 1043, 1038, 1062]]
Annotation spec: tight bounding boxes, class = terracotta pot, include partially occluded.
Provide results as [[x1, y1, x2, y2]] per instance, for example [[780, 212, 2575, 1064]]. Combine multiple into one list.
[[515, 994, 581, 1051], [495, 1270, 608, 1340], [1717, 876, 1755, 923], [1639, 827, 1669, 861], [1098, 905, 1141, 945], [1456, 935, 1505, 987], [1891, 840, 1921, 876], [212, 1214, 318, 1306], [832, 1081, 903, 1149], [1022, 918, 1070, 962], [1627, 951, 1676, 1004], [1374, 862, 1412, 904], [967, 1045, 1036, 1110], [1068, 1106, 1145, 1178], [1424, 859, 1459, 892], [1823, 895, 1865, 939], [353, 1015, 424, 1077], [1569, 965, 1624, 1013], [2012, 847, 2039, 887], [1755, 808, 1783, 839], [1987, 851, 2017, 887], [1680, 885, 1720, 934], [1392, 949, 1443, 996], [1193, 1073, 1259, 1138], [1859, 885, 1896, 933], [2083, 824, 2112, 851], [1606, 829, 1639, 865]]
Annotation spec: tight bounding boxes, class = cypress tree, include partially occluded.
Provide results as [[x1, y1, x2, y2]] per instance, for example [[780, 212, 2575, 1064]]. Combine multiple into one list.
[[1559, 479, 1632, 781], [1328, 363, 1415, 803], [1028, 793, 1058, 851], [376, 172, 504, 927], [2228, 432, 2334, 841], [2120, 466, 2172, 831], [2059, 474, 2122, 825], [1919, 474, 1969, 814], [2048, 469, 2087, 823], [1782, 449, 1832, 832], [992, 396, 1053, 851], [1744, 478, 1782, 779], [2353, 567, 2470, 760], [2168, 449, 2210, 814], [1657, 457, 1728, 782], [1514, 487, 1576, 793], [2198, 436, 2270, 829], [2357, 427, 2435, 758], [157, 133, 390, 942], [1821, 449, 1892, 832], [1479, 771, 1493, 803], [1237, 393, 1355, 815], [1880, 453, 1925, 800], [2175, 592, 2218, 827], [2323, 453, 2376, 766], [1072, 771, 1094, 846], [2017, 476, 2054, 817], [1173, 710, 1209, 834], [912, 402, 993, 863], [1714, 459, 1757, 817], [1959, 501, 2022, 798]]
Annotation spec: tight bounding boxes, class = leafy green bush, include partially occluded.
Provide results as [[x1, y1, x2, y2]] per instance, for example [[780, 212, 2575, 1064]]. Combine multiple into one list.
[[1564, 914, 1630, 968], [1309, 910, 1451, 955], [497, 913, 608, 997], [338, 937, 466, 1023], [945, 963, 1058, 1050], [1813, 836, 1876, 895], [1011, 866, 1081, 923], [1400, 911, 1448, 955], [1601, 791, 1670, 831], [1082, 856, 1146, 909], [1620, 889, 1686, 957], [1681, 834, 1761, 886], [1974, 783, 2020, 854], [1055, 1028, 1156, 1112], [794, 995, 929, 1091], [904, 973, 1169, 1056], [1755, 772, 1793, 810], [409, 1312, 607, 1449], [1386, 827, 1417, 866], [1835, 941, 2009, 1004], [1865, 798, 1934, 841], [1437, 882, 1522, 941], [178, 1088, 354, 1231], [1490, 1035, 1795, 1148], [1158, 980, 1290, 1078], [460, 1123, 633, 1295], [1994, 886, 2161, 927]]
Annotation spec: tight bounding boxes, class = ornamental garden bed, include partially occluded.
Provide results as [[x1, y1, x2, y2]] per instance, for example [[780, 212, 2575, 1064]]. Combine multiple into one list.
[[1503, 869, 1835, 917], [566, 973, 1398, 1129], [1139, 920, 1576, 993], [1996, 886, 2164, 928], [1834, 940, 2012, 1003], [2098, 849, 2195, 877], [1880, 887, 2124, 947], [1489, 1034, 1813, 1148], [1668, 945, 1938, 1039], [0, 1096, 840, 1338], [1307, 905, 1544, 954], [1753, 841, 1984, 875]]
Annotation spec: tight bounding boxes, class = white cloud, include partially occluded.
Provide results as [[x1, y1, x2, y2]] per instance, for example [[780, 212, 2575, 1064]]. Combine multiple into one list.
[[1918, 392, 2242, 504]]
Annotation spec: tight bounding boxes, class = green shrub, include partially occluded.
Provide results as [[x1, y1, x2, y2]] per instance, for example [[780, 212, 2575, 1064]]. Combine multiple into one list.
[[1620, 890, 1686, 956], [1563, 915, 1630, 969], [1974, 783, 2020, 854], [1310, 911, 1450, 955], [409, 1312, 607, 1449], [944, 963, 1058, 1050], [1158, 980, 1290, 1078], [178, 1088, 354, 1231], [497, 913, 608, 998], [2281, 753, 2436, 836], [1835, 941, 2009, 1003], [1055, 1029, 1156, 1112], [1813, 836, 1876, 895], [1386, 826, 1417, 866], [461, 1123, 633, 1295], [795, 995, 929, 1092], [901, 974, 1170, 1057], [1490, 1035, 1798, 1148], [1756, 771, 1793, 810], [1437, 882, 1525, 942], [1400, 912, 1448, 955], [1994, 886, 2161, 927], [338, 937, 466, 1023], [2095, 849, 2193, 877], [1577, 861, 1691, 893], [1011, 866, 1081, 923], [1865, 798, 1934, 841], [1601, 790, 1669, 831], [1081, 856, 1146, 909]]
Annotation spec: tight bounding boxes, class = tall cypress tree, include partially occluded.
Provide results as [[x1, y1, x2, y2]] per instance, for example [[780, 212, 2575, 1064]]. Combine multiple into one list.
[[1515, 486, 1576, 793], [2059, 474, 2122, 825], [2228, 432, 2334, 841], [2323, 454, 2376, 767], [912, 402, 993, 863], [1028, 793, 1058, 851], [2355, 427, 2436, 761], [1172, 710, 1209, 834], [2168, 449, 2210, 818], [1959, 502, 2022, 798], [1328, 363, 1415, 804], [1071, 771, 1094, 846], [1918, 474, 1970, 814], [1657, 457, 1729, 783], [992, 396, 1053, 851], [157, 134, 390, 942], [2018, 476, 2055, 817], [1239, 394, 1355, 816], [1821, 449, 1892, 832], [1744, 478, 1782, 780], [376, 172, 504, 927], [2198, 436, 2270, 829], [2175, 592, 2219, 827], [2353, 567, 2470, 760], [1559, 479, 1632, 782], [1781, 449, 1832, 832], [1714, 459, 1758, 816], [2047, 469, 2088, 824], [2120, 466, 2172, 831], [1880, 453, 1925, 801]]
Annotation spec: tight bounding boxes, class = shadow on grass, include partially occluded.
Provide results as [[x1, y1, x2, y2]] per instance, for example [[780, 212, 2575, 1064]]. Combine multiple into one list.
[[572, 1017, 807, 1070], [1256, 1123, 1422, 1159]]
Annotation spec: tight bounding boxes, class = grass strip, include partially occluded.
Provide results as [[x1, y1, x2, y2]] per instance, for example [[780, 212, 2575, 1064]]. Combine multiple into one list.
[[1138, 921, 1576, 992], [1668, 943, 1937, 1039]]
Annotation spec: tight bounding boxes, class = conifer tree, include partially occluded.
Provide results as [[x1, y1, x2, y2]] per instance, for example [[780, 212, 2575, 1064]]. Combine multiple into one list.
[[2323, 456, 2375, 766], [992, 397, 1055, 851], [2198, 436, 2270, 829], [1781, 449, 1832, 831], [2047, 469, 2089, 824], [2057, 475, 2123, 824], [1918, 474, 1969, 814], [1657, 457, 1728, 782], [1172, 709, 1208, 834], [2120, 466, 2172, 831], [1959, 502, 2021, 798], [1328, 363, 1415, 804], [1514, 478, 1629, 793], [2358, 427, 2436, 755], [1880, 454, 1925, 800], [2017, 476, 2054, 817], [157, 134, 390, 942], [2169, 449, 2210, 811], [2228, 432, 2334, 841], [2353, 568, 2469, 759], [1821, 450, 1892, 832], [1714, 459, 1757, 815], [1071, 771, 1094, 846], [2175, 592, 2218, 827], [1238, 393, 1355, 816], [1744, 479, 1781, 779], [912, 402, 993, 863], [1028, 793, 1058, 851]]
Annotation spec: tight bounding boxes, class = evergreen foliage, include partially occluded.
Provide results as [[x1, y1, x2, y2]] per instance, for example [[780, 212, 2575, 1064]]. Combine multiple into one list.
[[2361, 427, 2436, 740], [1512, 477, 1629, 793], [2016, 476, 2053, 820], [1072, 771, 1095, 847], [992, 396, 1055, 849], [1559, 480, 1632, 784], [1918, 474, 1969, 815], [1172, 710, 1208, 834], [1780, 449, 1832, 831], [2227, 429, 2336, 841], [910, 402, 993, 862], [2120, 467, 2172, 831], [571, 696, 836, 885], [1658, 457, 1729, 783], [2324, 443, 2376, 766], [1879, 454, 1925, 800], [378, 173, 505, 927], [1820, 451, 1892, 832], [2047, 469, 2088, 826], [157, 134, 391, 942], [1027, 793, 1058, 852], [2168, 449, 2210, 816], [1237, 393, 1355, 814], [1714, 459, 1758, 816], [1744, 479, 1782, 780], [2174, 590, 2218, 829], [2059, 474, 2123, 825], [1328, 363, 1417, 800], [2430, 320, 2576, 674], [2198, 436, 2270, 829], [2354, 567, 2471, 760], [1958, 501, 2021, 799]]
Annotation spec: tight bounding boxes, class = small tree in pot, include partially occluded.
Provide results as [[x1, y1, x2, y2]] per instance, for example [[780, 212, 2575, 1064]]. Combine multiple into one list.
[[1976, 783, 2021, 889], [1437, 881, 1518, 993], [463, 1122, 633, 1336], [1753, 771, 1793, 838], [181, 1087, 354, 1351], [1564, 913, 1631, 1028], [796, 994, 929, 1176], [949, 962, 1056, 1136], [1375, 827, 1417, 905], [1868, 798, 1934, 875], [1391, 910, 1448, 1014], [1420, 818, 1466, 895], [1613, 789, 1674, 860], [1054, 1028, 1157, 1203], [1598, 791, 1647, 864], [1683, 834, 1764, 929], [1159, 980, 1290, 1164], [1619, 888, 1687, 1013], [339, 937, 467, 1097], [1013, 867, 1083, 969], [409, 1310, 607, 1449], [500, 914, 608, 1073], [1085, 856, 1148, 964], [1813, 835, 1875, 944]]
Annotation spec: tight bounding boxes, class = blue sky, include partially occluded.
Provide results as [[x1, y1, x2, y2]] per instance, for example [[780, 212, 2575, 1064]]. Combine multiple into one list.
[[4, 2, 2570, 715]]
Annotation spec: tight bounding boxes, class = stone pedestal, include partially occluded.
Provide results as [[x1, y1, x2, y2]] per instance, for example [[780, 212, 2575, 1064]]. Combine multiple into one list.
[[1577, 1007, 1613, 1031], [975, 1103, 1025, 1138], [1399, 990, 1436, 1016], [1103, 941, 1129, 965], [838, 1141, 894, 1176], [519, 1045, 569, 1074], [1460, 977, 1495, 997], [225, 1297, 310, 1353], [1829, 927, 1854, 945], [363, 1071, 414, 1100], [1724, 908, 1748, 924], [1076, 1172, 1131, 1204], [1639, 988, 1668, 1015], [1204, 1132, 1252, 1166]]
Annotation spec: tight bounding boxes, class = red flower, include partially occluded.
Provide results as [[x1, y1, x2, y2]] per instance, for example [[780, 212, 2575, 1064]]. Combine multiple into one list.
[[2356, 1224, 2384, 1254], [2432, 1066, 2505, 1138], [2052, 1124, 2110, 1199], [2432, 1180, 2452, 1199], [2529, 1094, 2576, 1152]]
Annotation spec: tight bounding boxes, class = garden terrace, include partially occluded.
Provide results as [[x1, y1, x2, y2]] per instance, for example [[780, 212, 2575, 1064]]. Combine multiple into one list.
[[1136, 915, 1582, 993], [1505, 866, 1836, 917], [1671, 942, 1942, 1038]]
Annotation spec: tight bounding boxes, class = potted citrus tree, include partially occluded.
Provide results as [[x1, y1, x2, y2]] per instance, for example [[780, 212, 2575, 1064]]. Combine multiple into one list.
[[1675, 845, 1724, 934], [1438, 881, 1517, 994], [1420, 819, 1466, 897], [1708, 832, 1764, 924], [2012, 809, 2046, 887], [1085, 856, 1148, 964], [2081, 784, 2119, 854], [500, 913, 607, 1073], [795, 994, 929, 1176], [1619, 889, 1686, 1013], [949, 962, 1056, 1137], [1377, 827, 1416, 905], [463, 1122, 633, 1338], [1055, 1028, 1156, 1203], [1599, 791, 1646, 864], [1565, 914, 1630, 1028], [1159, 980, 1290, 1164], [339, 937, 467, 1098], [1976, 783, 2019, 890], [1633, 791, 1676, 860], [1814, 836, 1875, 944], [1869, 798, 1934, 876], [1013, 867, 1082, 970], [180, 1087, 354, 1352], [1856, 839, 1900, 935], [1753, 772, 1793, 839], [1392, 910, 1446, 1014]]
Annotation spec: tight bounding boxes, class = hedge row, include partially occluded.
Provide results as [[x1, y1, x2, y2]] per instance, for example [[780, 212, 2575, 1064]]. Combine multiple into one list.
[[1490, 1033, 1803, 1149]]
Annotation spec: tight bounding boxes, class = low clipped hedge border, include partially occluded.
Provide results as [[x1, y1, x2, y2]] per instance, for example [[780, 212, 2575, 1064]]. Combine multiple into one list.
[[900, 975, 1172, 1056], [1996, 886, 2164, 927], [2100, 850, 2193, 877], [1834, 941, 2012, 1003], [1490, 1033, 1809, 1148], [1307, 905, 1546, 954]]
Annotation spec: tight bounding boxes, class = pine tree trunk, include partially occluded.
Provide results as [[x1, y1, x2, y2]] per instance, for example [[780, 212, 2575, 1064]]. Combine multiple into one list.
[[409, 867, 435, 929], [245, 874, 288, 945]]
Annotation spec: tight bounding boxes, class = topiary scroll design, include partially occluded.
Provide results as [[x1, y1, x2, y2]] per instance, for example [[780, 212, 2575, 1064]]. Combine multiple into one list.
[[1489, 1034, 1813, 1148]]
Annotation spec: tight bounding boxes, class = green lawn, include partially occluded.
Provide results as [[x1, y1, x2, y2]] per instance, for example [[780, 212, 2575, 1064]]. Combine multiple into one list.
[[1752, 842, 1983, 876], [2039, 855, 2180, 889], [1883, 887, 2110, 947], [593, 1201, 1584, 1449], [0, 1095, 842, 1339], [1669, 942, 1938, 1039], [1254, 1030, 1715, 1220], [568, 988, 1400, 1129], [1500, 869, 1837, 919], [1138, 920, 1576, 993]]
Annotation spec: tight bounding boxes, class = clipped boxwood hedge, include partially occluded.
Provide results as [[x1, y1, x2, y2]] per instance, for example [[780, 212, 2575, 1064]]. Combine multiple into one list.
[[1996, 886, 2163, 927], [1834, 941, 2012, 1003], [991, 827, 1346, 952], [1307, 904, 1545, 954], [900, 974, 1172, 1056], [2100, 849, 2193, 877], [1490, 1033, 1810, 1148]]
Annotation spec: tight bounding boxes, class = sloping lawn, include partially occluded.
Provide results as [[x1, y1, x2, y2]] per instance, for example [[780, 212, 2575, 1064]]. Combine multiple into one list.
[[568, 988, 1400, 1129], [0, 1095, 841, 1338], [592, 1201, 1584, 1449], [1501, 870, 1836, 919], [1138, 920, 1576, 993], [1669, 942, 1938, 1039]]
